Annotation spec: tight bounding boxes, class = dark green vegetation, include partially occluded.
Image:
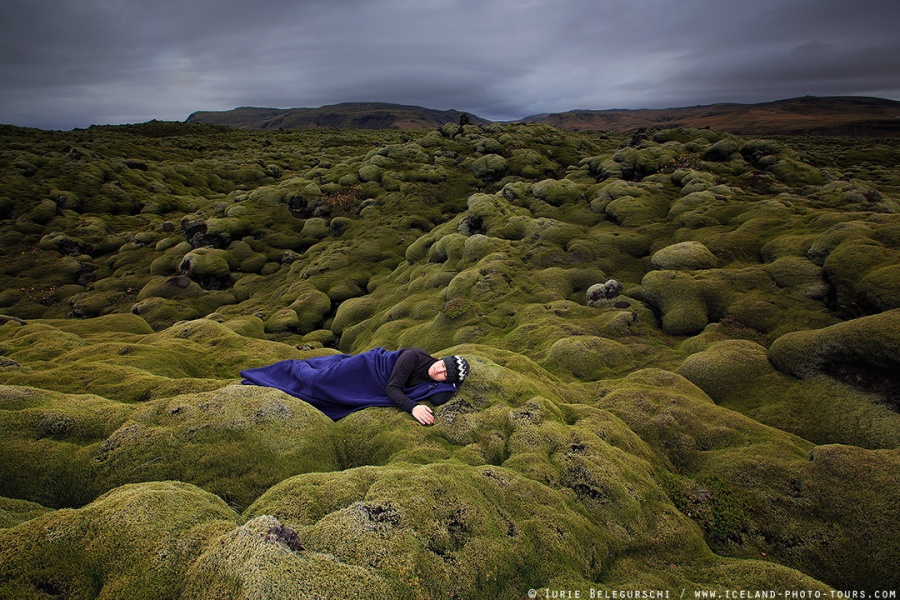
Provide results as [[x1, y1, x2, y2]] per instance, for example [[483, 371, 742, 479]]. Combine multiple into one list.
[[1, 119, 898, 598]]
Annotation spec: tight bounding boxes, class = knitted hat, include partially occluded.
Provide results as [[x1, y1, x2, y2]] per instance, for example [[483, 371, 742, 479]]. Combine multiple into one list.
[[442, 355, 469, 386]]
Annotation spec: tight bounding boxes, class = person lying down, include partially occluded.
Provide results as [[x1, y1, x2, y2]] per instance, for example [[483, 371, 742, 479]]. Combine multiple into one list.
[[240, 347, 470, 425]]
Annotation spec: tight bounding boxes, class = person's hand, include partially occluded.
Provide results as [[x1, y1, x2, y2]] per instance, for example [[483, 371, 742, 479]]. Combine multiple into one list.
[[411, 404, 434, 426]]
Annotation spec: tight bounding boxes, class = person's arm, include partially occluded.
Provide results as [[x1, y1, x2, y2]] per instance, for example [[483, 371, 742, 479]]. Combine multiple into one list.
[[386, 349, 436, 425], [385, 350, 420, 414]]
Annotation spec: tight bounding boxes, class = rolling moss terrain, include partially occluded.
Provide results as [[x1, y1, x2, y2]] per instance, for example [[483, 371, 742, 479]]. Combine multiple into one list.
[[1, 120, 899, 598]]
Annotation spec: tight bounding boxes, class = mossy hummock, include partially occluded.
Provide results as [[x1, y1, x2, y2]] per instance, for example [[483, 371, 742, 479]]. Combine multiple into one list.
[[1, 121, 899, 596]]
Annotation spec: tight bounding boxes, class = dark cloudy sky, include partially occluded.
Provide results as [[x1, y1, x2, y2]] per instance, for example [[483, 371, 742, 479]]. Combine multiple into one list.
[[2, 0, 898, 130]]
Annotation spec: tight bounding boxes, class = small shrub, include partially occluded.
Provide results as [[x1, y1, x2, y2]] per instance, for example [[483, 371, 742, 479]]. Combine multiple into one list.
[[440, 296, 472, 319]]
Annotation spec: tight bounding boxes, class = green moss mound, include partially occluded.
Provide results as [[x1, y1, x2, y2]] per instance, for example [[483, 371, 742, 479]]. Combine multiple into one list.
[[677, 339, 900, 449], [0, 481, 239, 599], [768, 310, 900, 383], [0, 382, 339, 509], [1, 122, 899, 595], [650, 241, 719, 271]]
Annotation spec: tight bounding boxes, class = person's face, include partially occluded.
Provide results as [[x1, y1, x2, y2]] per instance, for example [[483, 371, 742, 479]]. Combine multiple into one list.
[[428, 360, 448, 381]]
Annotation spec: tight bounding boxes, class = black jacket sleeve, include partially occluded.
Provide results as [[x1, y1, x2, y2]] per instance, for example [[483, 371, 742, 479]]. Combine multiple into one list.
[[385, 350, 424, 413]]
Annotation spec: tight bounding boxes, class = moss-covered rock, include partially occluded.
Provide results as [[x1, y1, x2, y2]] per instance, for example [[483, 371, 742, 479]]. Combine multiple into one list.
[[822, 238, 900, 313], [600, 369, 899, 590], [300, 217, 330, 243], [1, 122, 899, 594], [677, 339, 774, 403], [332, 296, 379, 337], [136, 275, 205, 301], [508, 148, 558, 178], [680, 345, 900, 450], [703, 138, 741, 162], [764, 256, 831, 300], [544, 335, 634, 379], [0, 481, 239, 598], [463, 193, 531, 240], [650, 241, 719, 271], [265, 308, 301, 333], [180, 247, 236, 289], [244, 460, 626, 598], [641, 270, 709, 335], [470, 154, 508, 181], [0, 381, 339, 509], [358, 164, 383, 183], [182, 513, 393, 599], [531, 178, 584, 206], [287, 285, 333, 334], [221, 314, 266, 339], [739, 139, 786, 167], [68, 290, 127, 319], [768, 310, 900, 384]]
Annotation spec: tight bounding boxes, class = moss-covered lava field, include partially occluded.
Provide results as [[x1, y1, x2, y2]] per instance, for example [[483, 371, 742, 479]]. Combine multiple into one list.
[[1, 120, 898, 598]]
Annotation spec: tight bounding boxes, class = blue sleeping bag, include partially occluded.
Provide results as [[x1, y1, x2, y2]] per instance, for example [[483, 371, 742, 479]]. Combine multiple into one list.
[[240, 347, 458, 420]]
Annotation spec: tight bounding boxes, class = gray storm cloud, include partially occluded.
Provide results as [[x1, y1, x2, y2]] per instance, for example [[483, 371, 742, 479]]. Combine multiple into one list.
[[1, 0, 897, 129]]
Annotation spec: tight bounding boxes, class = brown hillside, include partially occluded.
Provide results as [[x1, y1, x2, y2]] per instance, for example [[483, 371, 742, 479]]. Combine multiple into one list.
[[527, 96, 900, 136]]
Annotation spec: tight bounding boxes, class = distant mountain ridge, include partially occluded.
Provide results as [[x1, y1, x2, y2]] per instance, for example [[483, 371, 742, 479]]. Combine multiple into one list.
[[187, 96, 900, 136], [524, 96, 900, 136], [185, 102, 490, 130]]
